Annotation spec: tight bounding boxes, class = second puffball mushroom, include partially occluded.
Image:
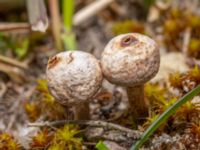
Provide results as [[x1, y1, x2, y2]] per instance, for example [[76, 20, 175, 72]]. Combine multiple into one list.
[[101, 33, 160, 122], [46, 51, 103, 120]]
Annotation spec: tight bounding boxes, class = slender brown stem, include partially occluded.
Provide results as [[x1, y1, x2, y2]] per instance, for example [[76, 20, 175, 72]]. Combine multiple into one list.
[[74, 101, 90, 120], [0, 54, 28, 70], [0, 23, 30, 31], [127, 85, 149, 122], [48, 0, 62, 50], [28, 120, 142, 138]]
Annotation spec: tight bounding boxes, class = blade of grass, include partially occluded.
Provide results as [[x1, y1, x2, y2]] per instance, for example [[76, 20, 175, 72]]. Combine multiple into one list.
[[96, 141, 109, 150], [62, 0, 74, 30], [130, 85, 200, 150], [62, 0, 77, 50], [61, 33, 76, 50], [26, 0, 48, 32]]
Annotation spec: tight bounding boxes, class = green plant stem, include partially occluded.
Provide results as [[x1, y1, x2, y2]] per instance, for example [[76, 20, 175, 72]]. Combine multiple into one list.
[[62, 0, 77, 50], [130, 85, 200, 150], [62, 0, 74, 30], [48, 0, 63, 51]]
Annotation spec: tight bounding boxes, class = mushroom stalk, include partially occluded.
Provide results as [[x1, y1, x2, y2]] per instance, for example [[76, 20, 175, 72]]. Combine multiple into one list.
[[74, 101, 90, 120], [101, 33, 160, 123], [127, 85, 148, 122]]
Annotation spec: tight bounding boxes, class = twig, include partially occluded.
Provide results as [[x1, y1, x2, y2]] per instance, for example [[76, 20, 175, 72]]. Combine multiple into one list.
[[83, 142, 96, 146], [28, 120, 142, 138], [0, 63, 26, 83], [0, 55, 28, 70], [6, 100, 20, 131], [182, 27, 191, 56], [73, 0, 115, 26], [0, 81, 7, 99], [110, 2, 126, 17], [48, 0, 63, 51], [0, 23, 30, 31], [100, 130, 134, 142]]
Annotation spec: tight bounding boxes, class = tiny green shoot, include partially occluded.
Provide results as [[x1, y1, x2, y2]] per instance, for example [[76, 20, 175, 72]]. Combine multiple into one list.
[[96, 141, 110, 150], [62, 0, 77, 50]]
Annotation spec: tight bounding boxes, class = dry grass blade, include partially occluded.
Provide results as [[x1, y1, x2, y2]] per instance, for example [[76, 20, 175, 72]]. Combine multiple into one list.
[[0, 55, 28, 70], [73, 0, 115, 26], [26, 0, 48, 32]]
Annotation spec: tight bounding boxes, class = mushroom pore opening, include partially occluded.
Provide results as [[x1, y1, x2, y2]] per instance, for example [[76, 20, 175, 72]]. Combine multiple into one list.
[[120, 35, 137, 47]]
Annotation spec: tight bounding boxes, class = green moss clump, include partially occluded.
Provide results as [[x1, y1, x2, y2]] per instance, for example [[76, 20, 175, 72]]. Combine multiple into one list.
[[0, 133, 21, 150], [112, 20, 145, 35]]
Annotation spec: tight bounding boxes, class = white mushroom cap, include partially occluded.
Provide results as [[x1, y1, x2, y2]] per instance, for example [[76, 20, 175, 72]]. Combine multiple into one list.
[[101, 33, 160, 86], [46, 51, 103, 105]]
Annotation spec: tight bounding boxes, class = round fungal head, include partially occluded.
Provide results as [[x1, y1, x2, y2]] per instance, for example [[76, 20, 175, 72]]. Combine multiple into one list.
[[101, 33, 160, 86], [46, 51, 103, 105]]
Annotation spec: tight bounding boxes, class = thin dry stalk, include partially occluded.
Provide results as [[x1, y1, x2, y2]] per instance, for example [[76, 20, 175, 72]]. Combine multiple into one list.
[[0, 55, 28, 70], [182, 27, 191, 56], [73, 0, 114, 26], [28, 120, 142, 139], [48, 0, 62, 50], [0, 23, 30, 31]]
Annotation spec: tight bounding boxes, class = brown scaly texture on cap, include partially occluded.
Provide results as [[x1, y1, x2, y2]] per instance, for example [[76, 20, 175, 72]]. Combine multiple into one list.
[[101, 33, 160, 86], [46, 51, 103, 106]]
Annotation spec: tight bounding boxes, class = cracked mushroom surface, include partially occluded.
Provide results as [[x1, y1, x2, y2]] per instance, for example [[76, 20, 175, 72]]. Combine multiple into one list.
[[101, 33, 160, 86], [46, 51, 103, 106], [101, 33, 160, 122]]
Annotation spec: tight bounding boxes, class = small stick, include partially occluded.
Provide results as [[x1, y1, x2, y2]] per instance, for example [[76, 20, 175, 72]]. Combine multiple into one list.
[[83, 142, 96, 146], [48, 0, 63, 50], [0, 55, 28, 70], [182, 27, 191, 56], [0, 63, 25, 83], [0, 82, 6, 98], [28, 120, 142, 138], [0, 23, 30, 31], [73, 0, 115, 26]]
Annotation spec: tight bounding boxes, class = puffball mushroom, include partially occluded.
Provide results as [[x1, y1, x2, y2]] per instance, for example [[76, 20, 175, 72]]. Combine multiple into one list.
[[101, 33, 160, 122], [46, 51, 103, 120]]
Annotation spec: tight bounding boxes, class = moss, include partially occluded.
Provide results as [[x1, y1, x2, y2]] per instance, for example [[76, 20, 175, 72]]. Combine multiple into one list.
[[0, 133, 21, 150], [112, 20, 145, 35], [188, 38, 200, 58], [142, 67, 200, 137], [169, 66, 200, 93], [48, 125, 83, 150], [24, 79, 67, 122], [30, 125, 83, 150]]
